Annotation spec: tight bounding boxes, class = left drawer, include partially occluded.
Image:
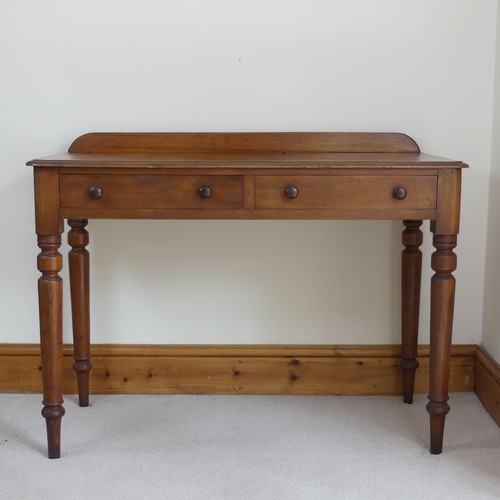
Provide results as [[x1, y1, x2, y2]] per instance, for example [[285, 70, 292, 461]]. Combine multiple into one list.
[[59, 174, 244, 209]]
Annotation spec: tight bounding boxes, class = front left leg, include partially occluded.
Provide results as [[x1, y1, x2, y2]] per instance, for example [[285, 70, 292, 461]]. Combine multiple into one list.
[[37, 234, 65, 459]]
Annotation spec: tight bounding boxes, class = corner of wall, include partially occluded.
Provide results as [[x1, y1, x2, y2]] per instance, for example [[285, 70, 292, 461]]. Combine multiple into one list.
[[481, 0, 500, 364]]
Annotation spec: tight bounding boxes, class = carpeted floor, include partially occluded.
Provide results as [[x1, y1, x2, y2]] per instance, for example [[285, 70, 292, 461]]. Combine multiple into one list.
[[0, 393, 498, 499]]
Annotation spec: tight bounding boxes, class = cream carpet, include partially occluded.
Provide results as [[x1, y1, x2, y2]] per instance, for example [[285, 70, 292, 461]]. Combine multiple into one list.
[[0, 393, 498, 499]]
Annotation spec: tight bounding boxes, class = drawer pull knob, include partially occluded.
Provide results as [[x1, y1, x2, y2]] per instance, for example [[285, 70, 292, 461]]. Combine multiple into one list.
[[88, 186, 103, 199], [285, 186, 299, 199], [198, 186, 212, 199], [393, 187, 407, 200]]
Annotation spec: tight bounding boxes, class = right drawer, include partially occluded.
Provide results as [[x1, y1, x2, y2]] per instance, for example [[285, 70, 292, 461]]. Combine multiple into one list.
[[254, 175, 437, 210]]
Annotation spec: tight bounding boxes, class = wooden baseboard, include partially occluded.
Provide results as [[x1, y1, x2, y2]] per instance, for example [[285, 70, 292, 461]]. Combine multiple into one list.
[[474, 346, 500, 426], [0, 344, 475, 395]]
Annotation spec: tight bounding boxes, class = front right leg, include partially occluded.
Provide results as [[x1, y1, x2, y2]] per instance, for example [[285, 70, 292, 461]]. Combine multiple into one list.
[[426, 233, 457, 454], [37, 234, 65, 459]]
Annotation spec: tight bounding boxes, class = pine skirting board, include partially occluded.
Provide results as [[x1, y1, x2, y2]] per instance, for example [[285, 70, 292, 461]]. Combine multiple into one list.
[[474, 346, 500, 425], [0, 343, 476, 396]]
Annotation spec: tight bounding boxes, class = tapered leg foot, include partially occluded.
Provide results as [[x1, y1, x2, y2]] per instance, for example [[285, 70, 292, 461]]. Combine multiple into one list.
[[426, 400, 450, 454], [42, 405, 66, 459], [401, 358, 419, 404], [73, 360, 92, 407]]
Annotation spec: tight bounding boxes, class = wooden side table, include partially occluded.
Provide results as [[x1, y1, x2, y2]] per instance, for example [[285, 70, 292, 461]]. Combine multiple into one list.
[[29, 132, 466, 458]]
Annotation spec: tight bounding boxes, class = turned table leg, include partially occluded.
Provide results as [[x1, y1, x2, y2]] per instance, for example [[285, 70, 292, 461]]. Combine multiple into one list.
[[68, 219, 92, 407], [426, 233, 457, 454], [401, 220, 423, 404], [37, 235, 65, 459]]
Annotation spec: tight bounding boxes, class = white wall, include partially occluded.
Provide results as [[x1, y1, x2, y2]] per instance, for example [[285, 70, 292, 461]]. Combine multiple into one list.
[[483, 1, 500, 363], [0, 1, 497, 349]]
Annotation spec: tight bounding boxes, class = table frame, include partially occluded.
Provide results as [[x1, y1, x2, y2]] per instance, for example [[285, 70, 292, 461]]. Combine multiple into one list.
[[29, 132, 466, 458]]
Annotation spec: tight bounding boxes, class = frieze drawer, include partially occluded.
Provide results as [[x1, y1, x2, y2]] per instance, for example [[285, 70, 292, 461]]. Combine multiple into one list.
[[254, 175, 437, 210], [59, 174, 244, 209]]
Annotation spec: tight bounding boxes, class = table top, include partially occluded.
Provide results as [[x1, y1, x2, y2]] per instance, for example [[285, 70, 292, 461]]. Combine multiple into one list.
[[27, 151, 466, 169], [27, 132, 468, 169]]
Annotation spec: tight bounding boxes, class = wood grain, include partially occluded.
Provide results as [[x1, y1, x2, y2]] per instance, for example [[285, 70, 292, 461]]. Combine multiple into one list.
[[59, 174, 244, 210], [254, 175, 437, 210], [33, 168, 62, 235], [68, 132, 421, 154], [0, 344, 474, 395], [474, 346, 500, 426], [401, 220, 423, 403], [68, 219, 92, 407], [434, 169, 462, 235]]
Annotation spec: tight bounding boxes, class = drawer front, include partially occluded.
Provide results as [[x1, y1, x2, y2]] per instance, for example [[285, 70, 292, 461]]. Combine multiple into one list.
[[60, 174, 244, 209], [255, 175, 437, 210]]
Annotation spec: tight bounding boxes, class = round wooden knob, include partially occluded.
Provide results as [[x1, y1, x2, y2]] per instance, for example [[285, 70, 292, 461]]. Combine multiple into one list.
[[198, 186, 212, 199], [88, 186, 102, 199], [284, 186, 299, 199], [393, 187, 407, 200]]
